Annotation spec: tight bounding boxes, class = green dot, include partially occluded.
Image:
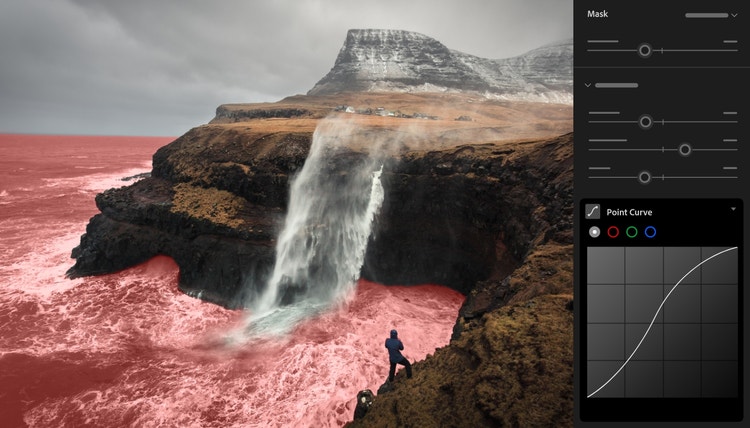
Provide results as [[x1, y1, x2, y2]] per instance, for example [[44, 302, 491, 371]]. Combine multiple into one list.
[[626, 226, 638, 238]]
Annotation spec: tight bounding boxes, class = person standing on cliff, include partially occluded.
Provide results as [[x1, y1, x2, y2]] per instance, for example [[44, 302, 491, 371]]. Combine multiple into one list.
[[385, 329, 412, 382]]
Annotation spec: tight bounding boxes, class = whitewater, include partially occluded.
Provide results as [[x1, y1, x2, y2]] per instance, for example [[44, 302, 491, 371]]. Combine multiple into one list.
[[241, 117, 388, 339], [0, 133, 463, 427]]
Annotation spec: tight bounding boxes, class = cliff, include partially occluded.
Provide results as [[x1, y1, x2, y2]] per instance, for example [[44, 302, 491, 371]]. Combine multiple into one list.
[[68, 93, 572, 308], [67, 93, 574, 425]]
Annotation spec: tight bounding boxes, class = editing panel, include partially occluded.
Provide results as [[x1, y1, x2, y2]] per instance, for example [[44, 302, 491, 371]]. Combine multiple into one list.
[[574, 1, 748, 425], [580, 199, 742, 422]]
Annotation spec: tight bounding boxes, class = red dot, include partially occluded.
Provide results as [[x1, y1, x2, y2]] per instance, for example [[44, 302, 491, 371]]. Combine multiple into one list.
[[607, 226, 620, 238]]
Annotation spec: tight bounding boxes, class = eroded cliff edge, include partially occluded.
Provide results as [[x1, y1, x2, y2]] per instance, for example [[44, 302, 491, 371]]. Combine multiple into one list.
[[68, 126, 571, 299]]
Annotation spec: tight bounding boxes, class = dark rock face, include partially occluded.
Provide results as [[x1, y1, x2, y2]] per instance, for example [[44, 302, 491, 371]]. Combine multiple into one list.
[[308, 29, 572, 103], [364, 134, 573, 295], [67, 176, 281, 308], [353, 389, 375, 420]]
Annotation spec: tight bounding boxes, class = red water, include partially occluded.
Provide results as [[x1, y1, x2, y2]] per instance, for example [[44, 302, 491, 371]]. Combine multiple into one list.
[[0, 134, 464, 427]]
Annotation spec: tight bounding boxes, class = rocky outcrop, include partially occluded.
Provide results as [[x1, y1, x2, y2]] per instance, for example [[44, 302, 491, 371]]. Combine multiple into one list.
[[212, 105, 317, 123], [308, 29, 572, 103], [346, 293, 574, 428], [67, 124, 310, 308], [68, 176, 282, 307]]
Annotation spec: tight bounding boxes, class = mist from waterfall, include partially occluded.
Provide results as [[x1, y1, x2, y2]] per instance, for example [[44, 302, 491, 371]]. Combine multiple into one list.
[[242, 117, 387, 335]]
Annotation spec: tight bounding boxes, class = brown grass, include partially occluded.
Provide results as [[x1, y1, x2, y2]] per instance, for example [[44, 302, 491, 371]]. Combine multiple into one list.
[[348, 294, 574, 428], [210, 92, 572, 150], [170, 183, 247, 228], [507, 243, 574, 305]]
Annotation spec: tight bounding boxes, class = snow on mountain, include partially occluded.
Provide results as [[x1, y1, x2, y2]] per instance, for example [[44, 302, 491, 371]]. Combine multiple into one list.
[[307, 29, 572, 104]]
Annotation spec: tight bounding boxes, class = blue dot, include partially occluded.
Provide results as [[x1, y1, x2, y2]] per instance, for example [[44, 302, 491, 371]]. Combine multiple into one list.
[[644, 226, 656, 238]]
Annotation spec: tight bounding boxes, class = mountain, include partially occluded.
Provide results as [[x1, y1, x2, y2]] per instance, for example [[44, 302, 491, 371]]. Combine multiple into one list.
[[307, 29, 572, 104]]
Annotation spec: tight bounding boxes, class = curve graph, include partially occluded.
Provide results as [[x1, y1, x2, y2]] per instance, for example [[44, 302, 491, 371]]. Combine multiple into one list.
[[586, 246, 739, 398]]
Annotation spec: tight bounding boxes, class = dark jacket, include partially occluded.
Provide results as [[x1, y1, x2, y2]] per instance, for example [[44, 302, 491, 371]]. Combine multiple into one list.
[[385, 331, 405, 363]]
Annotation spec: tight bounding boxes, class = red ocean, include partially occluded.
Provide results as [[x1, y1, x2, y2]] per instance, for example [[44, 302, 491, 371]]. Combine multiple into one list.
[[0, 134, 464, 427]]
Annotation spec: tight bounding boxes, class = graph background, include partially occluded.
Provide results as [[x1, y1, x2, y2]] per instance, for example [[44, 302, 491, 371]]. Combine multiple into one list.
[[586, 246, 738, 398]]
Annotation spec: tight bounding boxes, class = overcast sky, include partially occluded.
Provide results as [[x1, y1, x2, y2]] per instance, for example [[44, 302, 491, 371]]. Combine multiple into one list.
[[0, 0, 572, 136]]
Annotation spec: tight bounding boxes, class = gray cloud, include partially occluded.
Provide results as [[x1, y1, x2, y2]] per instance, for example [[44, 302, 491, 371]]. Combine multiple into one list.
[[0, 0, 572, 136]]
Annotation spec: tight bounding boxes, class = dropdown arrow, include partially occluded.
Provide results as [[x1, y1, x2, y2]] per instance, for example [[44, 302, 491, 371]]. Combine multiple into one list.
[[731, 13, 738, 18], [585, 83, 592, 87]]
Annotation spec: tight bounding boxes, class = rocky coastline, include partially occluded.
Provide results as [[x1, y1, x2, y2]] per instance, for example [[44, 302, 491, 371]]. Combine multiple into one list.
[[67, 93, 574, 425], [68, 113, 572, 300]]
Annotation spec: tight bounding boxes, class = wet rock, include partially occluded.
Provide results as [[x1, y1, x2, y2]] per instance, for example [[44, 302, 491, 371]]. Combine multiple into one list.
[[353, 389, 375, 420], [376, 380, 395, 395]]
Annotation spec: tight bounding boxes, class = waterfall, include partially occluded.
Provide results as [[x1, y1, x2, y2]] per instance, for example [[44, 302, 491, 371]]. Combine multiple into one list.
[[242, 117, 385, 335]]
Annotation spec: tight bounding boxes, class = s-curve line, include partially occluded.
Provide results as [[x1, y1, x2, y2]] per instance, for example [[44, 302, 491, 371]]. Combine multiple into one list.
[[587, 246, 738, 398]]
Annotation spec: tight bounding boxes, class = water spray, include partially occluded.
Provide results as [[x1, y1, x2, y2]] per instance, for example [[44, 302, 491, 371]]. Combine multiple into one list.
[[242, 117, 386, 336]]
